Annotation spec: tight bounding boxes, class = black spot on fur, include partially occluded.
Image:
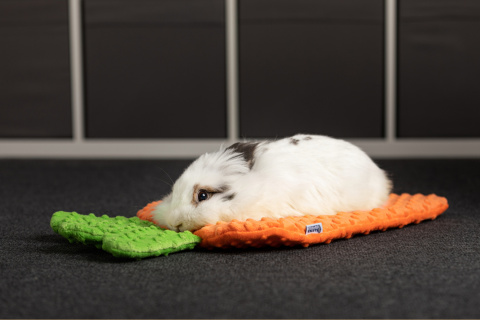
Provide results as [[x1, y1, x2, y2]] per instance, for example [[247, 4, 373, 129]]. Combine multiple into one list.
[[290, 138, 300, 145], [304, 136, 312, 140], [226, 142, 259, 169], [218, 185, 231, 193], [222, 193, 237, 201]]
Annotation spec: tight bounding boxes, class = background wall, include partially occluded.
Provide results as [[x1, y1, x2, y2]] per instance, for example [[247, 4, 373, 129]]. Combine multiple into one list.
[[0, 0, 71, 138], [0, 0, 479, 158]]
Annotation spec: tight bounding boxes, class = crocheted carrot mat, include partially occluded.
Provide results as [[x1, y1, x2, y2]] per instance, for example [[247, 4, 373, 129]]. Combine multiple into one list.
[[138, 193, 448, 249]]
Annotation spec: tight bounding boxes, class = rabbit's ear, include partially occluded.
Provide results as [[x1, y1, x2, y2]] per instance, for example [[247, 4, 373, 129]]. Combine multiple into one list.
[[225, 142, 260, 169]]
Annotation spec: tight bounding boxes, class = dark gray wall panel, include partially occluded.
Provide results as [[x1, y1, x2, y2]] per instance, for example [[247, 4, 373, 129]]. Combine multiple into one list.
[[398, 0, 480, 138], [239, 0, 384, 139], [0, 0, 71, 138], [84, 0, 226, 139]]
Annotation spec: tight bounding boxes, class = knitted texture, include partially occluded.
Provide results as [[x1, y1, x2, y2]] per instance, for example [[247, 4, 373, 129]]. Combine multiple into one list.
[[51, 211, 201, 258], [137, 193, 448, 249]]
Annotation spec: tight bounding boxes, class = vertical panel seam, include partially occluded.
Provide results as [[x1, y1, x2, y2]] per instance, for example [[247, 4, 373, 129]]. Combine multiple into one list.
[[69, 0, 85, 142], [385, 0, 397, 142], [226, 0, 239, 143]]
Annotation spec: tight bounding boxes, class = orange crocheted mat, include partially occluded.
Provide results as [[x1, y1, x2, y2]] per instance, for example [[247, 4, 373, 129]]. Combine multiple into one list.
[[137, 193, 448, 249]]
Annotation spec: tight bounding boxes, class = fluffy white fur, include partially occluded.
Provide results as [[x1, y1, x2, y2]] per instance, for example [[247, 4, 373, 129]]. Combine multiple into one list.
[[152, 134, 392, 232]]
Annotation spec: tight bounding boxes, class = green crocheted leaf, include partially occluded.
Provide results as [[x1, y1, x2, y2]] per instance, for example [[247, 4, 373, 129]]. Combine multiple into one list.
[[50, 211, 201, 258], [102, 226, 200, 259]]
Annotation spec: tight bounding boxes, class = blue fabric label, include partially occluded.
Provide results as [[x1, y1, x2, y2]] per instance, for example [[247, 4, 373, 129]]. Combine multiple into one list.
[[305, 223, 323, 235]]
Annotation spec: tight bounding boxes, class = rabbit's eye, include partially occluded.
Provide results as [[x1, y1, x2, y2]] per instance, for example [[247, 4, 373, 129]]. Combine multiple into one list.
[[198, 190, 210, 202]]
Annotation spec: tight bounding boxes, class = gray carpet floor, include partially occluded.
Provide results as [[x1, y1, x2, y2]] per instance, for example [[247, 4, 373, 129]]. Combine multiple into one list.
[[1, 159, 479, 318]]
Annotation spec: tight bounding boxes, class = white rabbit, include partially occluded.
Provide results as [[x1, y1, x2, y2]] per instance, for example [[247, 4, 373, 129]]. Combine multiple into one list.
[[152, 134, 392, 232]]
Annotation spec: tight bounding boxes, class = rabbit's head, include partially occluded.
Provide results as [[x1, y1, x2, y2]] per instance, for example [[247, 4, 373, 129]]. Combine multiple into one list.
[[152, 149, 250, 231]]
